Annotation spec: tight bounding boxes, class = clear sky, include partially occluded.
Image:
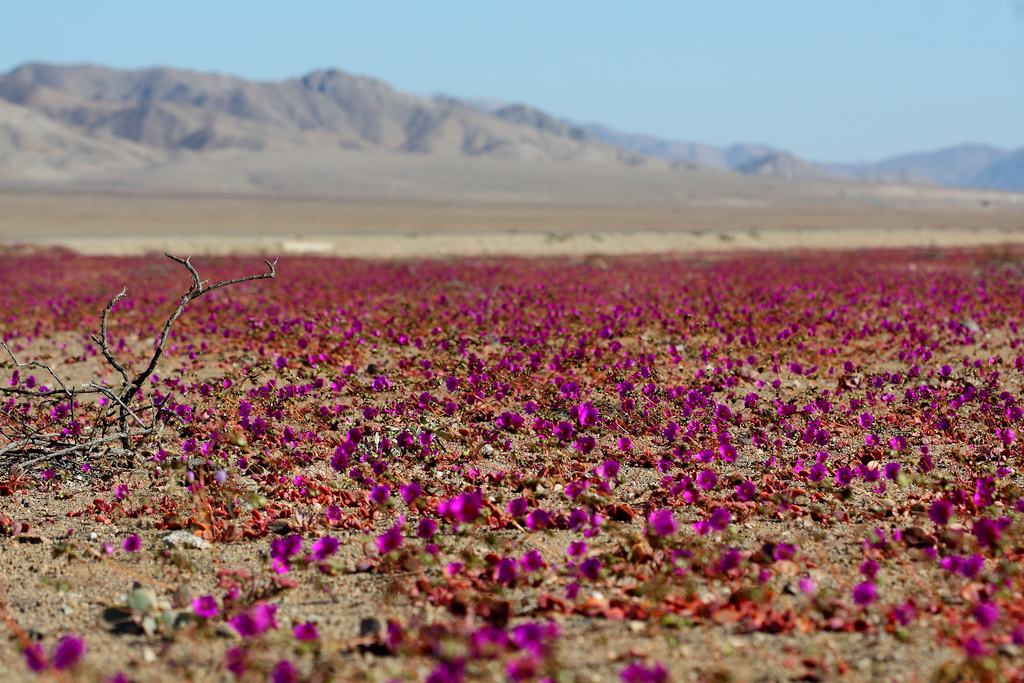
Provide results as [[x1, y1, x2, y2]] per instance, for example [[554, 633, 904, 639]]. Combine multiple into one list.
[[1, 1, 1021, 162]]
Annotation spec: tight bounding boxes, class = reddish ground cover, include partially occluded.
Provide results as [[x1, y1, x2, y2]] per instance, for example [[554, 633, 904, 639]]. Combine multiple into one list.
[[2, 246, 1024, 682]]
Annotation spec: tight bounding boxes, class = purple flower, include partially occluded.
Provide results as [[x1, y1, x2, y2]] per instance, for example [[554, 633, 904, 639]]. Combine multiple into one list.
[[376, 525, 404, 554], [928, 499, 953, 526], [225, 647, 247, 678], [617, 437, 633, 451], [271, 660, 299, 683], [973, 601, 1000, 629], [24, 643, 47, 672], [447, 490, 483, 523], [808, 463, 827, 482], [577, 402, 599, 427], [326, 505, 343, 521], [883, 462, 901, 480], [835, 467, 853, 486], [521, 549, 545, 572], [598, 459, 621, 479], [973, 517, 1002, 548], [553, 421, 574, 440], [229, 603, 278, 637], [370, 485, 391, 504], [708, 507, 731, 531], [648, 509, 679, 536], [525, 509, 552, 531], [496, 557, 518, 585], [192, 595, 220, 618], [574, 436, 596, 455], [417, 518, 437, 539], [859, 559, 879, 579], [858, 413, 874, 428], [736, 479, 756, 501], [508, 497, 529, 516], [891, 602, 916, 626], [400, 482, 422, 503], [122, 535, 142, 553], [52, 634, 86, 670], [293, 622, 319, 641], [852, 581, 877, 607], [579, 558, 602, 580], [310, 536, 339, 561], [696, 469, 718, 490], [566, 541, 587, 559], [620, 662, 669, 683]]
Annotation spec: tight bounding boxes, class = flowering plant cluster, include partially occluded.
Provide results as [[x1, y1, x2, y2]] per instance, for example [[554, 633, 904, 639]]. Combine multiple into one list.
[[2, 248, 1024, 680]]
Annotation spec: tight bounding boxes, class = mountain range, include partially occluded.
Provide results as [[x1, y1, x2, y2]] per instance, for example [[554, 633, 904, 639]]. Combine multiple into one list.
[[0, 62, 1020, 199]]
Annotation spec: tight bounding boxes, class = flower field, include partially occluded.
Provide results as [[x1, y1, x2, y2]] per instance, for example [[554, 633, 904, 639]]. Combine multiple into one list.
[[2, 246, 1024, 682]]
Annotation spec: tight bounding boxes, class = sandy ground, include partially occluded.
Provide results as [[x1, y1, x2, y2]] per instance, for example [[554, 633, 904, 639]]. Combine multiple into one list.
[[0, 191, 1022, 258]]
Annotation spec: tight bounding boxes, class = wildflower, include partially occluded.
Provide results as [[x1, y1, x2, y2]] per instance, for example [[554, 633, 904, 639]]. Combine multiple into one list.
[[525, 509, 552, 531], [858, 413, 874, 428], [647, 509, 678, 536], [310, 536, 339, 561], [229, 603, 278, 637], [579, 558, 602, 580], [521, 549, 545, 572], [496, 558, 518, 585], [620, 662, 669, 683], [696, 469, 718, 490], [617, 436, 633, 451], [224, 647, 247, 677], [553, 421, 574, 440], [597, 459, 620, 479], [835, 467, 853, 486], [192, 595, 220, 618], [293, 622, 319, 641], [852, 581, 877, 607], [928, 499, 953, 525], [708, 507, 731, 531], [883, 462, 901, 480], [122, 535, 142, 552], [507, 497, 529, 516], [417, 518, 437, 539], [370, 485, 391, 504], [271, 660, 300, 683], [376, 525, 404, 554], [973, 602, 1000, 629], [24, 644, 47, 672], [798, 577, 818, 595]]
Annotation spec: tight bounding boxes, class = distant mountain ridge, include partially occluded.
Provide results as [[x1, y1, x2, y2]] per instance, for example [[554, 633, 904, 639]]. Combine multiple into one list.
[[581, 123, 1024, 191], [0, 61, 1020, 195]]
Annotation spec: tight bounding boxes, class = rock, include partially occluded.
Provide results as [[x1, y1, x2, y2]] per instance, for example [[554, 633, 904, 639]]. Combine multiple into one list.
[[162, 531, 211, 550]]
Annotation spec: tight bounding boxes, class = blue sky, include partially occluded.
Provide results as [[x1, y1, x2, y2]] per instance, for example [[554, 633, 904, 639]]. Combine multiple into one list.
[[1, 1, 1021, 162]]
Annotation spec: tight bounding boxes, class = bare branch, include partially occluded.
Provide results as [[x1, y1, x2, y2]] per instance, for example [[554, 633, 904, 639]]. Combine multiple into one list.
[[1, 340, 73, 398], [90, 286, 132, 386], [84, 382, 148, 429], [17, 431, 149, 469]]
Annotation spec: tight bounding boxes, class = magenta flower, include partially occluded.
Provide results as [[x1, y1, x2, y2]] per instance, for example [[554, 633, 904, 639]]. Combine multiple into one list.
[[883, 462, 901, 480], [566, 541, 587, 558], [52, 636, 86, 670], [708, 507, 731, 531], [525, 509, 552, 531], [928, 499, 953, 525], [835, 467, 854, 486], [271, 660, 299, 683], [293, 622, 319, 641], [696, 469, 718, 490], [229, 603, 278, 637], [858, 413, 874, 428], [376, 525, 404, 554], [24, 643, 47, 672], [597, 459, 620, 479], [399, 482, 422, 503], [507, 497, 529, 516], [620, 662, 669, 683], [973, 601, 1000, 629], [852, 581, 877, 607], [647, 509, 679, 536], [122, 535, 142, 552], [520, 549, 545, 572], [617, 437, 633, 451], [417, 518, 437, 539], [579, 558, 602, 580], [310, 536, 339, 561], [495, 557, 518, 585], [369, 485, 391, 504], [192, 595, 220, 618]]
